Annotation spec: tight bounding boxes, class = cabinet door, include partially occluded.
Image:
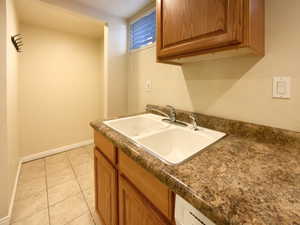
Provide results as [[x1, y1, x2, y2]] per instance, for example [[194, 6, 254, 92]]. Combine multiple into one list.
[[94, 149, 117, 225], [119, 175, 171, 225], [157, 0, 244, 59]]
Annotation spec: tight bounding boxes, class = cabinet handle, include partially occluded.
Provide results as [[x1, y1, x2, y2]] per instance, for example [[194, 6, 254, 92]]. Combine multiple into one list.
[[189, 211, 207, 225]]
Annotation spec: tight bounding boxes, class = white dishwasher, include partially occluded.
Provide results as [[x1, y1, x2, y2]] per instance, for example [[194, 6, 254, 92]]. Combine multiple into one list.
[[175, 195, 216, 225]]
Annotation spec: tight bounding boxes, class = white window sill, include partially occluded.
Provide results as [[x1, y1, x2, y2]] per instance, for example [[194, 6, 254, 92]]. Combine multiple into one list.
[[128, 43, 155, 54]]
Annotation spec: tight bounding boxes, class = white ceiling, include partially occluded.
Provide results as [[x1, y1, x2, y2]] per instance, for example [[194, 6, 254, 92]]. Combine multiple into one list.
[[74, 0, 152, 18], [16, 0, 105, 39]]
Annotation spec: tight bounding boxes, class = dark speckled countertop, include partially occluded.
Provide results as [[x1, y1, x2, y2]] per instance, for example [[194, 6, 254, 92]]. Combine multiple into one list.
[[90, 105, 300, 225]]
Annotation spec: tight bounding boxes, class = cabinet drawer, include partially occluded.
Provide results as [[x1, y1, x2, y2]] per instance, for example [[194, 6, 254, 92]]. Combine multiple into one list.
[[119, 151, 173, 220], [94, 130, 117, 165]]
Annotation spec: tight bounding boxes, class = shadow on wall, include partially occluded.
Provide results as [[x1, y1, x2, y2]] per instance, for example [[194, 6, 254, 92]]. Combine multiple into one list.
[[181, 55, 262, 112]]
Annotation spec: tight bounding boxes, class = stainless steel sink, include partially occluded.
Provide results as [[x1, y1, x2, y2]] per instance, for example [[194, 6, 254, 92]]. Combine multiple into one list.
[[103, 114, 226, 165]]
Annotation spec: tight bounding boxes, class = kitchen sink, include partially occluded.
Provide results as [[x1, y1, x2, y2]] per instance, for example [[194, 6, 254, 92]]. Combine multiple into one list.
[[137, 127, 225, 164], [103, 114, 225, 165], [103, 114, 170, 138]]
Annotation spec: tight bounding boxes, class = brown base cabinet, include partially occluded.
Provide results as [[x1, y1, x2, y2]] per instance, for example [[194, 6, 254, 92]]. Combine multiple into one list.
[[94, 149, 118, 225], [119, 175, 171, 225], [93, 131, 174, 225]]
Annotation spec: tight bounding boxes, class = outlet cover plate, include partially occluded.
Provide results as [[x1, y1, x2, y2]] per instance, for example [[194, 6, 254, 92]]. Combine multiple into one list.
[[273, 76, 291, 99]]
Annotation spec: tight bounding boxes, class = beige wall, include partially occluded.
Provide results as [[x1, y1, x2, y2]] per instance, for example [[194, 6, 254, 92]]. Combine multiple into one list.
[[0, 0, 20, 219], [19, 24, 104, 157], [0, 0, 8, 219], [7, 0, 20, 200], [40, 0, 129, 118], [104, 22, 128, 118], [128, 0, 300, 132]]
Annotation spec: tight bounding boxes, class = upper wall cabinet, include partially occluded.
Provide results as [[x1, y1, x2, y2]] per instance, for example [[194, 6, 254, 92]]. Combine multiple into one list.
[[156, 0, 265, 64]]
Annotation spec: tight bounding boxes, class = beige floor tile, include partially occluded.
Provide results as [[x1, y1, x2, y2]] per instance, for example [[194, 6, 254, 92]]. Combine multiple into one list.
[[83, 187, 95, 210], [83, 145, 94, 158], [15, 177, 46, 201], [68, 147, 89, 156], [11, 191, 48, 223], [68, 148, 92, 166], [49, 193, 89, 225], [73, 161, 93, 178], [77, 174, 94, 190], [46, 159, 71, 174], [11, 209, 49, 225], [22, 159, 45, 170], [71, 154, 92, 167], [48, 179, 81, 206], [46, 152, 68, 165], [19, 161, 46, 182], [47, 167, 75, 188], [19, 170, 45, 183], [67, 212, 95, 225], [83, 144, 94, 152], [90, 209, 103, 225], [84, 145, 95, 161]]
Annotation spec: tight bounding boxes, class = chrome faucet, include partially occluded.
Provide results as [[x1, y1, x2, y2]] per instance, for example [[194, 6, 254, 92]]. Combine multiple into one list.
[[146, 105, 188, 127], [166, 105, 176, 122], [189, 114, 199, 131], [146, 105, 169, 118]]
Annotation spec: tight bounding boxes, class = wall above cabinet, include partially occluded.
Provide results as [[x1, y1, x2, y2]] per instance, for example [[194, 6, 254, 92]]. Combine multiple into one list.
[[156, 0, 265, 64]]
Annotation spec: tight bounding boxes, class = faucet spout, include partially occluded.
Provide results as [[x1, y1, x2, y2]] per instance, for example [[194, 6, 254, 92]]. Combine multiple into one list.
[[189, 114, 199, 131], [166, 105, 176, 122], [147, 108, 169, 118], [146, 105, 188, 127]]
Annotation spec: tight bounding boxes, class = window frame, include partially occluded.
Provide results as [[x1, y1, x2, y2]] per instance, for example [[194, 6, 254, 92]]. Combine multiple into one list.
[[128, 7, 156, 52]]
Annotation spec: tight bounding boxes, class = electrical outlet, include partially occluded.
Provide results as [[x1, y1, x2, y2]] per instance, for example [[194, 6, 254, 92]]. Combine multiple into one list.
[[273, 77, 291, 99]]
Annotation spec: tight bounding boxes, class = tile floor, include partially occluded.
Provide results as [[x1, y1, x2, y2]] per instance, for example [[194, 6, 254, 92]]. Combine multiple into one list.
[[11, 145, 99, 225]]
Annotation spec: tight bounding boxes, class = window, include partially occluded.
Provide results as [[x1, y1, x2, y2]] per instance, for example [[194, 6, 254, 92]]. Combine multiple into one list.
[[129, 10, 156, 50]]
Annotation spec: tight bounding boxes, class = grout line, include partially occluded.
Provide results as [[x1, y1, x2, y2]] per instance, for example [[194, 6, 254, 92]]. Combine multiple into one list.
[[45, 153, 88, 224], [44, 151, 87, 206], [9, 160, 50, 224], [66, 149, 96, 225], [34, 147, 94, 225], [10, 148, 94, 225], [44, 158, 52, 225], [45, 155, 78, 207], [63, 211, 90, 225], [47, 192, 81, 209]]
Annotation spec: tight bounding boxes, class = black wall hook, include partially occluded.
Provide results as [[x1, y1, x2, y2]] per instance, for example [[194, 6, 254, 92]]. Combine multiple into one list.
[[11, 34, 23, 53]]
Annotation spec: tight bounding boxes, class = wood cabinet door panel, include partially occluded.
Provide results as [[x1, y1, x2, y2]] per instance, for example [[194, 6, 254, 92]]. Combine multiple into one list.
[[119, 175, 170, 225], [94, 131, 117, 165], [94, 149, 117, 225], [119, 151, 172, 219], [157, 0, 244, 59]]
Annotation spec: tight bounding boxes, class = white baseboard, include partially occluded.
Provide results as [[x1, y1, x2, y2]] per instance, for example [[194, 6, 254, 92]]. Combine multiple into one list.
[[0, 216, 10, 225], [8, 161, 22, 216], [0, 161, 22, 225], [21, 139, 93, 163]]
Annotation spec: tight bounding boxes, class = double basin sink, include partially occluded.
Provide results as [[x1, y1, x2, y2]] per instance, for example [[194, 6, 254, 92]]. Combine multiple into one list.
[[104, 114, 226, 165]]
